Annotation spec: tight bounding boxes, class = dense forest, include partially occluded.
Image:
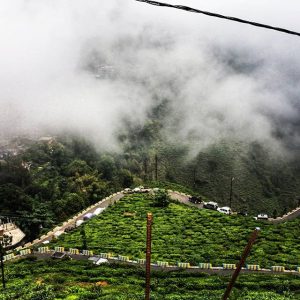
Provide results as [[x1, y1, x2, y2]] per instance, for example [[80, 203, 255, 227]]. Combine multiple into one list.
[[0, 137, 133, 239]]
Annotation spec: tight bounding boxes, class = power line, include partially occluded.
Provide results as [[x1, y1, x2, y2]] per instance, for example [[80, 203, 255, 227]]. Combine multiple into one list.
[[135, 0, 300, 37]]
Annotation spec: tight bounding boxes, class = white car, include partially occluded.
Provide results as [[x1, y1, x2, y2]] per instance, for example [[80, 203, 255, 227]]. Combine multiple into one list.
[[217, 206, 232, 215], [123, 188, 132, 194], [203, 201, 219, 210], [257, 214, 268, 220], [76, 220, 84, 227]]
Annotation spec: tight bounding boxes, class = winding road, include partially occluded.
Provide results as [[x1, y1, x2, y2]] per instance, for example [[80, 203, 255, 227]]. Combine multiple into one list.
[[11, 188, 300, 277], [23, 188, 300, 249]]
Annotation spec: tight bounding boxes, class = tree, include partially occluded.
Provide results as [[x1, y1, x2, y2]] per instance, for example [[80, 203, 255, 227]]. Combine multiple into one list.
[[118, 169, 134, 188], [153, 190, 170, 208]]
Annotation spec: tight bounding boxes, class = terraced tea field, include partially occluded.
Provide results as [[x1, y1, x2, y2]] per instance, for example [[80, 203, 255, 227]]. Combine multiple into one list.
[[52, 194, 300, 269], [3, 258, 300, 300]]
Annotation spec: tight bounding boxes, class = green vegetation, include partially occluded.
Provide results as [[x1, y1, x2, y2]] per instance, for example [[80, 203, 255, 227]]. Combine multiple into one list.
[[2, 257, 299, 299], [1, 129, 299, 243], [0, 137, 134, 239], [53, 194, 300, 269], [117, 103, 300, 215]]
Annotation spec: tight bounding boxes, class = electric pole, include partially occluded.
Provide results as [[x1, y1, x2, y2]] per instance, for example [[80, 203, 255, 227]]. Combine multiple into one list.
[[193, 168, 197, 189], [229, 177, 234, 208], [154, 154, 158, 181]]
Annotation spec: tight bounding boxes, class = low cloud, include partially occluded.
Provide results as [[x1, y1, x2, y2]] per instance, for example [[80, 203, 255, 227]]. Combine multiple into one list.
[[0, 0, 299, 154]]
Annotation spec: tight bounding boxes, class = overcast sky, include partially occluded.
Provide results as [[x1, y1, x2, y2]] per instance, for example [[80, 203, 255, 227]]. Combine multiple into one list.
[[0, 0, 299, 154]]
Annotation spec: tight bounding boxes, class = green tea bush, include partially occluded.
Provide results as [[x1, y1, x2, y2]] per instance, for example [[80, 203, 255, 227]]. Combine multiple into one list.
[[52, 194, 300, 269]]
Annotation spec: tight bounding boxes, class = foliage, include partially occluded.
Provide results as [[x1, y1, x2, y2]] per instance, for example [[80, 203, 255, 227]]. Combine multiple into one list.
[[53, 194, 300, 269], [0, 138, 113, 240], [153, 190, 170, 207], [1, 258, 299, 299]]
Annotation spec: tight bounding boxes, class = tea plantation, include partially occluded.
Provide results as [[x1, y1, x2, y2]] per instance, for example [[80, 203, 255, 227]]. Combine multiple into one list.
[[2, 257, 300, 299], [52, 193, 300, 269]]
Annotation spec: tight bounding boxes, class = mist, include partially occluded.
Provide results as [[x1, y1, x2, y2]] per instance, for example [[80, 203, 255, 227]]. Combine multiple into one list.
[[0, 0, 299, 154]]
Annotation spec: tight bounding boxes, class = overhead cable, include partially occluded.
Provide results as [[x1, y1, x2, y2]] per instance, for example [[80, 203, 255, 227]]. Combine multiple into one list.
[[135, 0, 300, 37]]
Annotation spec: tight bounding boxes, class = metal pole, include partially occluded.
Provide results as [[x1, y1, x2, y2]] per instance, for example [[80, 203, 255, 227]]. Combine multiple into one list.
[[222, 227, 260, 300], [145, 213, 153, 300], [0, 244, 5, 289]]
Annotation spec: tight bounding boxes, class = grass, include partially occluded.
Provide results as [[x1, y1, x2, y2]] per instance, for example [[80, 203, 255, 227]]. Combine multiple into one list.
[[2, 257, 300, 299], [52, 193, 300, 269]]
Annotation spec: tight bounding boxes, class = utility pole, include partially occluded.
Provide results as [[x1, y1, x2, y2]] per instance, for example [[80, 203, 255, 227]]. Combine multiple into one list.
[[145, 213, 153, 300], [229, 177, 234, 208], [222, 227, 260, 300], [144, 157, 148, 181], [154, 154, 158, 182], [193, 168, 197, 189]]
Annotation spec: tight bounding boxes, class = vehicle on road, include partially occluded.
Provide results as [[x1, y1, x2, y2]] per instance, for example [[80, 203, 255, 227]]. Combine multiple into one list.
[[83, 213, 93, 221], [217, 206, 232, 215], [238, 211, 248, 216], [188, 196, 202, 204], [76, 220, 84, 227], [203, 201, 218, 210], [257, 213, 268, 220], [93, 207, 105, 216]]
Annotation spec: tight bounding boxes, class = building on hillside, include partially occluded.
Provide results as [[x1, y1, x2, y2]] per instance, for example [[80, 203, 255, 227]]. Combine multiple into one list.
[[0, 222, 26, 249]]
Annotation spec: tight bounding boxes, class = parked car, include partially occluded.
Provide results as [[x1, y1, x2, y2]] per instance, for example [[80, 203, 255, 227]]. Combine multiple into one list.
[[188, 196, 202, 204], [132, 186, 143, 193], [76, 220, 84, 227], [93, 207, 105, 216], [83, 213, 94, 221], [217, 206, 232, 215], [123, 188, 132, 194], [257, 214, 268, 220], [203, 201, 219, 210], [238, 211, 248, 216]]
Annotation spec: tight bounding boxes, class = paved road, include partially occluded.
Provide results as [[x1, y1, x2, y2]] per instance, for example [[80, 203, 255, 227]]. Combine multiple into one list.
[[168, 190, 300, 223], [25, 189, 300, 248], [26, 252, 300, 277], [168, 191, 203, 208], [26, 193, 124, 247], [14, 189, 300, 277]]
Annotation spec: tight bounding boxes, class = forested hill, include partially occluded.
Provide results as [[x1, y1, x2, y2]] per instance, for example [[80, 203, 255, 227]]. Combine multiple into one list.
[[0, 121, 299, 240], [117, 102, 300, 217], [0, 137, 134, 240]]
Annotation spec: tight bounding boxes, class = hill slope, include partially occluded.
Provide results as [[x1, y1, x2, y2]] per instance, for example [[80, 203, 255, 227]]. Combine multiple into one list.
[[4, 258, 299, 300], [53, 193, 300, 269]]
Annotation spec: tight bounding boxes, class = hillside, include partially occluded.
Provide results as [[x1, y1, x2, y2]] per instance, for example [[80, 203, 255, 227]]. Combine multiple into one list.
[[1, 135, 299, 243], [52, 193, 300, 269], [2, 258, 299, 300], [118, 110, 300, 215]]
